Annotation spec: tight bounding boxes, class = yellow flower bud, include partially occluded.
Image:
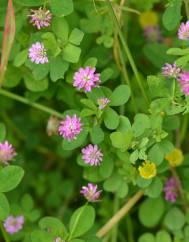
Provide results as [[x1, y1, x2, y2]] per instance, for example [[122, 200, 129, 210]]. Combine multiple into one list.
[[138, 161, 157, 179], [165, 148, 183, 167], [139, 11, 158, 29]]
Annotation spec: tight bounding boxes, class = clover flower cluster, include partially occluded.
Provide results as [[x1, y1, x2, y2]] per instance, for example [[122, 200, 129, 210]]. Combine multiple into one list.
[[164, 177, 179, 203], [28, 7, 52, 63], [29, 7, 52, 29], [0, 141, 16, 165], [4, 215, 24, 234], [80, 183, 101, 202], [162, 21, 189, 96], [73, 67, 100, 92]]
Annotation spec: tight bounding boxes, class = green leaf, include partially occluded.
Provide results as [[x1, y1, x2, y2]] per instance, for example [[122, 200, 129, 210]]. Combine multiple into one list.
[[116, 181, 129, 198], [144, 177, 163, 198], [39, 217, 65, 235], [0, 193, 9, 220], [110, 85, 130, 106], [14, 49, 28, 67], [62, 130, 88, 150], [139, 197, 164, 228], [164, 207, 185, 231], [81, 108, 96, 117], [90, 126, 104, 144], [62, 44, 81, 63], [69, 28, 84, 46], [104, 107, 119, 130], [132, 113, 151, 137], [24, 77, 48, 92], [167, 48, 189, 56], [14, 0, 43, 6], [103, 173, 122, 192], [52, 17, 69, 42], [147, 75, 169, 98], [162, 0, 182, 31], [21, 194, 34, 212], [32, 64, 49, 81], [101, 68, 113, 83], [84, 57, 97, 67], [42, 32, 61, 57], [50, 0, 74, 17], [80, 99, 96, 110], [50, 56, 69, 82], [99, 155, 114, 179], [4, 65, 21, 88], [69, 205, 95, 239], [138, 233, 156, 242], [148, 143, 164, 165], [176, 55, 189, 67], [0, 123, 6, 142], [0, 165, 24, 193], [110, 130, 132, 150], [117, 116, 131, 132], [156, 230, 172, 242], [31, 230, 54, 242]]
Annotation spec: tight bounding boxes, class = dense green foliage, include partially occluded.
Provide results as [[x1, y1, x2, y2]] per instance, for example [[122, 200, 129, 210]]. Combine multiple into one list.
[[1, 0, 189, 241]]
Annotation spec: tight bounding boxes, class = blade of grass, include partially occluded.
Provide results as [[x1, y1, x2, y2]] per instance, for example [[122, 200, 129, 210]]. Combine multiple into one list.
[[0, 0, 16, 87], [105, 0, 149, 105]]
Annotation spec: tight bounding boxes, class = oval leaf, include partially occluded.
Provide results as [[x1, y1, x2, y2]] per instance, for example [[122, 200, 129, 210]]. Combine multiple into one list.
[[69, 205, 95, 239], [110, 85, 130, 106], [0, 165, 24, 193]]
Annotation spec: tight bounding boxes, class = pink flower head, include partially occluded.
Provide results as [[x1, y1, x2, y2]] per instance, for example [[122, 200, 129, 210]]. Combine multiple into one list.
[[97, 98, 110, 110], [178, 21, 189, 40], [162, 63, 181, 79], [144, 26, 162, 42], [80, 183, 101, 202], [28, 42, 48, 64], [58, 115, 82, 141], [73, 67, 100, 92], [0, 141, 16, 165], [29, 7, 52, 29], [4, 215, 24, 234], [163, 177, 179, 203], [82, 144, 103, 166], [178, 71, 189, 95]]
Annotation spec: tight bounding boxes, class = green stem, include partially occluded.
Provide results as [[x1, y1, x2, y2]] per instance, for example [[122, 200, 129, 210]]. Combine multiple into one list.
[[0, 89, 64, 119], [126, 214, 134, 242], [105, 0, 149, 105], [118, 43, 137, 113], [111, 196, 119, 242], [184, 0, 189, 19], [0, 221, 10, 242], [180, 114, 189, 144], [172, 79, 176, 99]]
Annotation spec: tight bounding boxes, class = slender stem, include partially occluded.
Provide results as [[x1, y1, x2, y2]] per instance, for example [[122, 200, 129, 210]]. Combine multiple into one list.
[[118, 44, 137, 113], [184, 0, 189, 19], [105, 0, 149, 105], [170, 167, 188, 212], [111, 196, 120, 242], [0, 89, 64, 119], [126, 214, 134, 242], [0, 221, 10, 242], [180, 114, 189, 144], [96, 190, 143, 238]]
